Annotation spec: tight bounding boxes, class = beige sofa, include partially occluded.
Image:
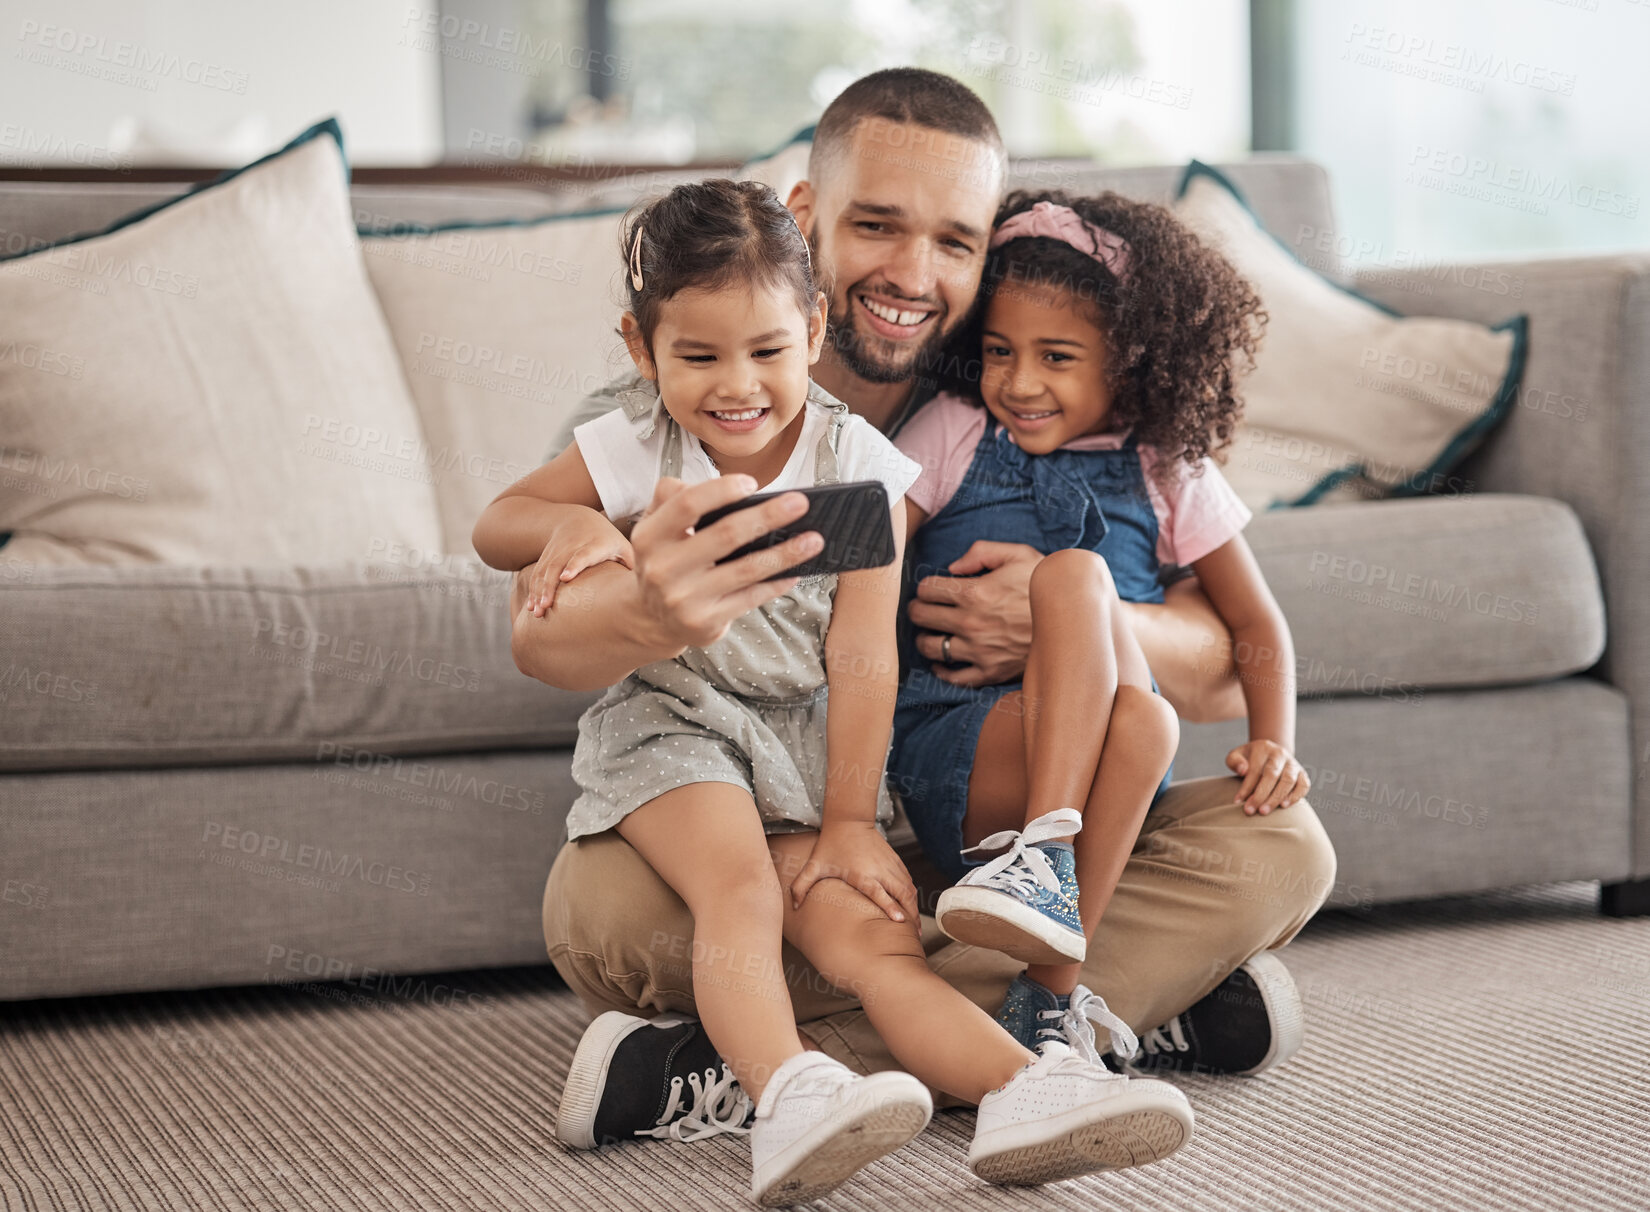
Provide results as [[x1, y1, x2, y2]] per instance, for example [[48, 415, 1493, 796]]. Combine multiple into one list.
[[1, 152, 1644, 1003]]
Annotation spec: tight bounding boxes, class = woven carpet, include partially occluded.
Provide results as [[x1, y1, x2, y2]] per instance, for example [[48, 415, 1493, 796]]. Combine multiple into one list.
[[3, 882, 1648, 1211]]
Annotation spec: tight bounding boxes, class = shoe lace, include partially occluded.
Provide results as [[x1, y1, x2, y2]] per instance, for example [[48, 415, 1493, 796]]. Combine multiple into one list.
[[1028, 1040, 1119, 1082], [636, 1065, 753, 1142], [1137, 1015, 1190, 1057], [958, 808, 1084, 896], [1055, 985, 1138, 1065]]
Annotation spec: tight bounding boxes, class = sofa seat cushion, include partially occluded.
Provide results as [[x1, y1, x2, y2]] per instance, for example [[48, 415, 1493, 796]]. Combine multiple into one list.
[[1248, 493, 1604, 697], [0, 494, 1601, 772], [0, 558, 597, 773]]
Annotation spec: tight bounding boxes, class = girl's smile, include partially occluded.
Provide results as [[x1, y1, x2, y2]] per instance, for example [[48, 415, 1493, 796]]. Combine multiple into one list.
[[630, 280, 827, 484], [980, 283, 1116, 455]]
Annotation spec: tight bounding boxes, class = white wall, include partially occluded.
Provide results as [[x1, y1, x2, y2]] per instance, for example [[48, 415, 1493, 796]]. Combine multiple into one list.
[[0, 0, 443, 166]]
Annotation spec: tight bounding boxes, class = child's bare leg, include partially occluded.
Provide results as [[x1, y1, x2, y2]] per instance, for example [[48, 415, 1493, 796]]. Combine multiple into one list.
[[965, 554, 1177, 992], [616, 783, 802, 1101], [769, 833, 1034, 1104], [1013, 548, 1157, 839], [1027, 682, 1177, 995]]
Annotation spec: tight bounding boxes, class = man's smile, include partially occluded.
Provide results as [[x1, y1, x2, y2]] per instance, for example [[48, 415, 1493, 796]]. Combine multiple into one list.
[[856, 291, 940, 340]]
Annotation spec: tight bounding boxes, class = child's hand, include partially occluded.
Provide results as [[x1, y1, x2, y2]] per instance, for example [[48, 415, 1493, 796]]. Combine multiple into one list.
[[525, 511, 634, 616], [791, 820, 919, 924], [1226, 740, 1310, 814]]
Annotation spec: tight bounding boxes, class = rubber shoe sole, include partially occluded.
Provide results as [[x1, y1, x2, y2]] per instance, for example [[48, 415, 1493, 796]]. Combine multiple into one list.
[[1233, 951, 1304, 1075], [554, 1010, 691, 1149], [969, 1081, 1193, 1185], [936, 885, 1087, 964], [752, 1074, 932, 1207]]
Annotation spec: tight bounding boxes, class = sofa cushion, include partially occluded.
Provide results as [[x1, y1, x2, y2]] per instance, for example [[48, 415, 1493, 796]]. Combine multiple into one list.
[[360, 210, 630, 553], [1173, 162, 1528, 511], [0, 118, 445, 567], [1247, 493, 1604, 696], [0, 557, 597, 773], [0, 493, 1600, 772]]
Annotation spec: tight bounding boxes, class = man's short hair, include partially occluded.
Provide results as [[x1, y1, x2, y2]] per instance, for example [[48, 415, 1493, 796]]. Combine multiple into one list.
[[809, 67, 1007, 194]]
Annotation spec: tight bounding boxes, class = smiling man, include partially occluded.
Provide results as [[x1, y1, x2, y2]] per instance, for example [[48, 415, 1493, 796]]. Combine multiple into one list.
[[516, 68, 1336, 1149]]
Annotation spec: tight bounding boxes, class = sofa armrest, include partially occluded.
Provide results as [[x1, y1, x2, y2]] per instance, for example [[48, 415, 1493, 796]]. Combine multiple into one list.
[[1354, 253, 1650, 876]]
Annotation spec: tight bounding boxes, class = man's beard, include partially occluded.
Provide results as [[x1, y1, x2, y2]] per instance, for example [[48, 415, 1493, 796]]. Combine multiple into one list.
[[825, 292, 953, 385]]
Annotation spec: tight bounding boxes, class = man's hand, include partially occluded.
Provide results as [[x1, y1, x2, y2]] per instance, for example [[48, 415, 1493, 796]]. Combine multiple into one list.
[[908, 540, 1042, 687], [628, 475, 827, 650], [790, 820, 919, 924]]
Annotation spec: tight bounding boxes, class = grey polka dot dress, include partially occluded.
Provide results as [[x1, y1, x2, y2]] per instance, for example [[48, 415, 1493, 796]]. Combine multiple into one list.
[[564, 380, 896, 841]]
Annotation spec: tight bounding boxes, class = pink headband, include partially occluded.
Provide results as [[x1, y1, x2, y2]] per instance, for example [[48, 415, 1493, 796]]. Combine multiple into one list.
[[989, 201, 1131, 280]]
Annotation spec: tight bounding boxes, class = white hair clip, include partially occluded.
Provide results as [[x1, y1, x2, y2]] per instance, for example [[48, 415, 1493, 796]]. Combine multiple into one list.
[[629, 223, 646, 291]]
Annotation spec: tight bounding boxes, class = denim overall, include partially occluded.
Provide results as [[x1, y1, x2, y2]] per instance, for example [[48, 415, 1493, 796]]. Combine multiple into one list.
[[889, 420, 1176, 882]]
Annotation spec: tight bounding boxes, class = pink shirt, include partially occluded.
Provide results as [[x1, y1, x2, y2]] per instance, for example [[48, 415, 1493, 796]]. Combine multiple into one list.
[[895, 392, 1252, 567]]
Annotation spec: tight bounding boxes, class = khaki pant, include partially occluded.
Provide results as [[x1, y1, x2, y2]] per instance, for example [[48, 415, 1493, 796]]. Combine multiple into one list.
[[543, 775, 1337, 1102]]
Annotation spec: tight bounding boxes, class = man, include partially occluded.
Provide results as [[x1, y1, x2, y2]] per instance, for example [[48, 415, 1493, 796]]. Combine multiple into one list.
[[514, 68, 1336, 1147]]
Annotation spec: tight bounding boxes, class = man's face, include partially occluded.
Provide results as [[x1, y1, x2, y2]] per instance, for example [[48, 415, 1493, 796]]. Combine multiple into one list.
[[796, 119, 1002, 385]]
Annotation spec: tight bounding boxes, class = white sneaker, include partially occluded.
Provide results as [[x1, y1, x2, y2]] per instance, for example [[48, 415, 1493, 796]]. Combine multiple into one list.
[[749, 1052, 932, 1207], [969, 1041, 1193, 1185]]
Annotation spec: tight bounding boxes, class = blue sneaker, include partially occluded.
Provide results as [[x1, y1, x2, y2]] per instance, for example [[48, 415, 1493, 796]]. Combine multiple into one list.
[[995, 973, 1140, 1063], [935, 808, 1087, 963]]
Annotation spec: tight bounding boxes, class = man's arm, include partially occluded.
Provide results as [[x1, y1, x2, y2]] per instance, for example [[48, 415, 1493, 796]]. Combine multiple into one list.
[[906, 542, 1246, 723], [510, 476, 829, 692], [1119, 575, 1248, 724]]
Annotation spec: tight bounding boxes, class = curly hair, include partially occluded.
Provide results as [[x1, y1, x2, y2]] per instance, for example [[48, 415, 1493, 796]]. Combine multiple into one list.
[[940, 188, 1266, 481]]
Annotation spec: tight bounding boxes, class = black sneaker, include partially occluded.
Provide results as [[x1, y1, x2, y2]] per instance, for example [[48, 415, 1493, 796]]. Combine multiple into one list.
[[555, 1011, 754, 1149], [1114, 952, 1305, 1077]]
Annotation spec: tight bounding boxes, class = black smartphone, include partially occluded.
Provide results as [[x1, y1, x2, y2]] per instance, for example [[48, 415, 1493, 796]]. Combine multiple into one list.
[[693, 479, 896, 580]]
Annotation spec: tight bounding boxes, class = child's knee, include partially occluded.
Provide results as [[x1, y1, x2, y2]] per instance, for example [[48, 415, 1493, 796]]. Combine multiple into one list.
[[1030, 547, 1115, 608], [688, 855, 784, 921], [800, 893, 925, 985], [1114, 683, 1180, 764]]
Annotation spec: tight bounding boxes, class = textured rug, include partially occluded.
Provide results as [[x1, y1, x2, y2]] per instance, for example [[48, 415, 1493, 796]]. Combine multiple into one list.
[[3, 882, 1648, 1211]]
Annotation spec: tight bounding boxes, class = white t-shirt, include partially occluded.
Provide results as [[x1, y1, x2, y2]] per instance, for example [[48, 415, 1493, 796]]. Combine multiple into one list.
[[573, 396, 922, 525]]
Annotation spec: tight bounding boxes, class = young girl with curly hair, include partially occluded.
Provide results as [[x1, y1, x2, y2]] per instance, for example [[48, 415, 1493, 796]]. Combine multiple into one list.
[[889, 189, 1310, 1062]]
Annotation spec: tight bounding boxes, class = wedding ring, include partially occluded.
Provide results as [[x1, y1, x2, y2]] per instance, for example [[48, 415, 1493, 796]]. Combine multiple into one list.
[[941, 635, 953, 663]]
